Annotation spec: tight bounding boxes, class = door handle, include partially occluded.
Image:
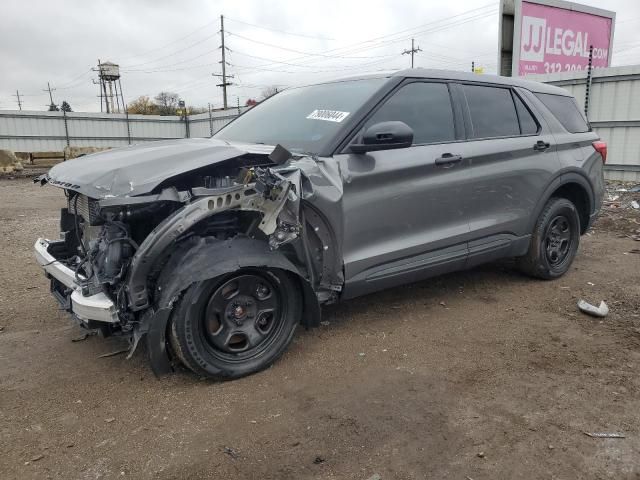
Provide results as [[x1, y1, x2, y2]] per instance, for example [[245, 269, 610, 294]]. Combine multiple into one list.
[[435, 153, 463, 167], [534, 140, 551, 152]]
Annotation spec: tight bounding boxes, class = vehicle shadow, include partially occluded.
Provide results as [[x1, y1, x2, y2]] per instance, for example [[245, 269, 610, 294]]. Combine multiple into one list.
[[320, 260, 531, 327]]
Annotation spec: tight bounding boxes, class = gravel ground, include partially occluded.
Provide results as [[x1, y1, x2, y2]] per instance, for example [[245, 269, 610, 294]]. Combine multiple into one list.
[[1, 177, 639, 480]]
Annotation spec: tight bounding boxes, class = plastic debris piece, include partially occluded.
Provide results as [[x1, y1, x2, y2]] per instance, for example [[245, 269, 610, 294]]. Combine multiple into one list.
[[584, 432, 625, 438], [631, 200, 639, 209], [97, 348, 129, 358], [578, 300, 609, 318]]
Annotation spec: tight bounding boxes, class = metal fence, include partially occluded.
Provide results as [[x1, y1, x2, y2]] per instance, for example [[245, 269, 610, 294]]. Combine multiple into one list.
[[0, 107, 247, 153], [527, 65, 640, 182]]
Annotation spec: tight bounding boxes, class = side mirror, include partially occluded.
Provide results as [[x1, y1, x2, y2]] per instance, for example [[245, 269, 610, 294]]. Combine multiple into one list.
[[350, 121, 414, 153]]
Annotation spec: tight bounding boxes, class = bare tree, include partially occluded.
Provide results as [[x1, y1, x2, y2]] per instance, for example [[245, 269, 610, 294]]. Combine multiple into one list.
[[154, 91, 180, 115], [259, 86, 279, 101]]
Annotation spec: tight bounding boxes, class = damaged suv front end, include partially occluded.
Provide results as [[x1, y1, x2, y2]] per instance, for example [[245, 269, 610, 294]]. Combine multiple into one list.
[[34, 138, 349, 375], [33, 75, 391, 379]]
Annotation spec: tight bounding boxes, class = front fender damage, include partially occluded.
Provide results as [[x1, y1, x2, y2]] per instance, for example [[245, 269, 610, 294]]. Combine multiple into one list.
[[126, 165, 306, 312], [142, 236, 320, 376], [123, 151, 328, 375]]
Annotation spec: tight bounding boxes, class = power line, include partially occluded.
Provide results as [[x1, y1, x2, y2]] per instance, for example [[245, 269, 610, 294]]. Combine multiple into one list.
[[229, 49, 396, 69], [224, 16, 336, 41], [56, 69, 93, 89], [224, 5, 497, 72], [230, 57, 396, 75], [119, 19, 219, 62], [273, 3, 497, 63], [122, 4, 495, 75], [228, 30, 419, 60], [121, 31, 219, 69]]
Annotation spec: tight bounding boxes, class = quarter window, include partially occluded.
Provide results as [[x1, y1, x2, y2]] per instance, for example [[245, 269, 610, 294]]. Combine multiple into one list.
[[535, 93, 590, 133], [513, 93, 539, 135], [463, 84, 520, 139], [366, 82, 456, 145]]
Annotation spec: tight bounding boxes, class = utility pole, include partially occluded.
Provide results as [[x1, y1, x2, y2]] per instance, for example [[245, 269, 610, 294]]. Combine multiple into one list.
[[12, 90, 23, 110], [584, 45, 594, 120], [402, 38, 422, 68], [213, 14, 234, 109], [472, 61, 475, 73], [44, 82, 57, 109]]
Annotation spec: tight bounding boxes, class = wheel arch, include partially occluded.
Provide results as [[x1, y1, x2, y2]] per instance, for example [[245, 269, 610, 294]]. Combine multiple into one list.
[[143, 236, 320, 377], [531, 172, 594, 235]]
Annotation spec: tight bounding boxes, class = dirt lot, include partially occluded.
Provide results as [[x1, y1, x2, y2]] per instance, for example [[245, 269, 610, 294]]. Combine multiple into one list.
[[1, 177, 639, 480]]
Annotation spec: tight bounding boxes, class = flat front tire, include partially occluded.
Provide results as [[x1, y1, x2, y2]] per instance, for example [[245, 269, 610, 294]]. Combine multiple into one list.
[[518, 197, 581, 280], [168, 268, 302, 380]]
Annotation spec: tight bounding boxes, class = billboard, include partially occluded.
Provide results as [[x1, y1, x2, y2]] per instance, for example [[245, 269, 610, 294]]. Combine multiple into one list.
[[499, 0, 615, 77]]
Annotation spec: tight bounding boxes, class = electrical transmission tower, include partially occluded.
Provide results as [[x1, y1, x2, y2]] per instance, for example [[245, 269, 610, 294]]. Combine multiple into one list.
[[213, 14, 234, 110], [402, 39, 422, 68]]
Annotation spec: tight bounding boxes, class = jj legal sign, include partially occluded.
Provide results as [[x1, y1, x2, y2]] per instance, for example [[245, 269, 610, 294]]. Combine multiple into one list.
[[499, 0, 615, 77]]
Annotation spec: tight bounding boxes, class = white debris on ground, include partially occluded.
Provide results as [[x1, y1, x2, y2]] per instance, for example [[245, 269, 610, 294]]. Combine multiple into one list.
[[600, 180, 640, 241]]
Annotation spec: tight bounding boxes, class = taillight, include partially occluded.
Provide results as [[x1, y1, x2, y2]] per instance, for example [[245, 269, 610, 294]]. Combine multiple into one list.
[[593, 141, 607, 163]]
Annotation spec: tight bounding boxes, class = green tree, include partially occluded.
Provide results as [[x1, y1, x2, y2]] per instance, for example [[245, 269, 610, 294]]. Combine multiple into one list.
[[61, 101, 72, 112]]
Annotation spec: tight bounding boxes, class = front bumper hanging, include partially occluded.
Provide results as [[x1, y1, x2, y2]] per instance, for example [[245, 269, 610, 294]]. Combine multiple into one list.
[[34, 238, 118, 323]]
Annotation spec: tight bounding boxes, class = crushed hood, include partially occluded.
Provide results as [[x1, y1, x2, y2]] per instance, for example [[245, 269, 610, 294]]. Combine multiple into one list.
[[45, 138, 273, 198]]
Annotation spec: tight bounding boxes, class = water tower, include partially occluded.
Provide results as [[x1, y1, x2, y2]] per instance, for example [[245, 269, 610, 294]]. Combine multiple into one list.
[[95, 60, 125, 113]]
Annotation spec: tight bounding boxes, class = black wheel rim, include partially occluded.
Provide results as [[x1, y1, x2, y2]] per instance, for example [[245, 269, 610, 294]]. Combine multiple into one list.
[[544, 215, 573, 267], [201, 272, 284, 361]]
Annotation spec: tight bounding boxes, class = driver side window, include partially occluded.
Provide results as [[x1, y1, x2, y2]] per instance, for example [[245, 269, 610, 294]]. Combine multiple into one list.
[[366, 82, 456, 145]]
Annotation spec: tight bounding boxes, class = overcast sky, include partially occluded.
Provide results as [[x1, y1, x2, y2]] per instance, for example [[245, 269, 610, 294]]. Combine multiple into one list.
[[2, 0, 640, 112]]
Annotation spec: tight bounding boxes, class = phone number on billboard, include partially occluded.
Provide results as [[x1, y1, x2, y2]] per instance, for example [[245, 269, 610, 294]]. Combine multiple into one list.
[[543, 63, 601, 73]]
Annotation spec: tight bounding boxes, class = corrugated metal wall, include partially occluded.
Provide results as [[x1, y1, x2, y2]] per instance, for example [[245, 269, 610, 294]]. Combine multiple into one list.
[[527, 65, 640, 182], [0, 108, 246, 153]]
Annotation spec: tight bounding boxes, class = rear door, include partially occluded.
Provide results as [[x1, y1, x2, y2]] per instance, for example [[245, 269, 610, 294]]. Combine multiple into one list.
[[337, 80, 470, 298], [456, 83, 560, 265]]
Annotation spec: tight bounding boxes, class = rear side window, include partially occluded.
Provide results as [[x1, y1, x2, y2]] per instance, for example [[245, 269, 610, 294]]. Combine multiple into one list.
[[514, 94, 539, 135], [366, 82, 456, 144], [462, 85, 520, 139], [535, 93, 589, 133]]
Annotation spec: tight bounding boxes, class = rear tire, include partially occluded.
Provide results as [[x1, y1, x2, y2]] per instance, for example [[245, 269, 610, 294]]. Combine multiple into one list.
[[518, 197, 580, 280], [169, 268, 301, 380]]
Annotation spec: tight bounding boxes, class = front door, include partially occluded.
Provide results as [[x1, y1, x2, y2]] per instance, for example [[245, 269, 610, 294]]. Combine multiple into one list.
[[337, 81, 470, 298]]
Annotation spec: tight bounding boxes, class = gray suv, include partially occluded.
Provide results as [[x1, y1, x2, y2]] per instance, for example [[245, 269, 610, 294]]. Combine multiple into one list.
[[34, 69, 605, 379]]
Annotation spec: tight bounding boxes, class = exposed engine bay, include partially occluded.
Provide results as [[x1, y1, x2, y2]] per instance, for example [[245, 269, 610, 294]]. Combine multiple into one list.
[[35, 141, 344, 373]]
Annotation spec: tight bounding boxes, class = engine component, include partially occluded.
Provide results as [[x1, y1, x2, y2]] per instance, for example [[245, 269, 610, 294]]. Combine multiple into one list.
[[91, 222, 135, 285]]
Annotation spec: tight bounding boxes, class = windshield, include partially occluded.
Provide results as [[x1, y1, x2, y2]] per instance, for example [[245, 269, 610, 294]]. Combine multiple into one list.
[[213, 78, 387, 154]]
